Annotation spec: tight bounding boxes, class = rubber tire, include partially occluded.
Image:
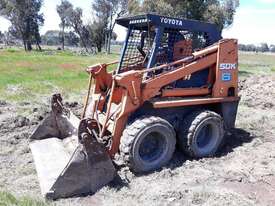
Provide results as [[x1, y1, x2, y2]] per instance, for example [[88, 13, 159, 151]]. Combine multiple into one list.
[[178, 110, 224, 158], [120, 116, 176, 173]]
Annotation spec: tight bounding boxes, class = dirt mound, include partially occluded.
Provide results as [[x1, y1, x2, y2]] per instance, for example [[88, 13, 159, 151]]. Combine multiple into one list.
[[239, 75, 275, 109], [0, 103, 40, 197]]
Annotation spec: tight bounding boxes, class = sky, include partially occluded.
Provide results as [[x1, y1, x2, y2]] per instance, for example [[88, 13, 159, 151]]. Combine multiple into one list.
[[222, 0, 275, 45], [0, 0, 275, 44]]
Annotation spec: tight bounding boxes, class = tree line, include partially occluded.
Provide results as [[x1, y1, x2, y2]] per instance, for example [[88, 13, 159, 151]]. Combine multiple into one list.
[[239, 43, 275, 53], [0, 0, 239, 53]]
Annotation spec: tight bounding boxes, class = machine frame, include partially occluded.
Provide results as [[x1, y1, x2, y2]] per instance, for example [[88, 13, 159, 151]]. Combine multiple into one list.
[[84, 14, 240, 156]]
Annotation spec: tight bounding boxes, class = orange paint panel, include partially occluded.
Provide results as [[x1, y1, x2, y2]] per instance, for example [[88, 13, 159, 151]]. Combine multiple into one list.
[[212, 39, 238, 97], [142, 52, 217, 100], [152, 97, 240, 108], [161, 87, 210, 97]]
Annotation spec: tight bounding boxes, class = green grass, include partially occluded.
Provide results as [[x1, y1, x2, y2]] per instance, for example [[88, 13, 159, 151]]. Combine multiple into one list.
[[0, 49, 274, 102], [0, 191, 49, 206], [239, 51, 275, 77], [0, 49, 119, 102]]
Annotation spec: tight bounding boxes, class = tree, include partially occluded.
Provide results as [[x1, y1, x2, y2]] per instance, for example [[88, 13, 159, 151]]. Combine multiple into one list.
[[0, 30, 4, 43], [270, 45, 275, 53], [56, 0, 72, 50], [31, 12, 44, 50], [41, 30, 60, 45], [65, 5, 92, 52], [141, 0, 174, 16], [2, 31, 14, 45], [126, 0, 239, 48], [0, 0, 44, 51], [65, 31, 79, 47], [41, 30, 79, 47], [87, 21, 105, 52], [92, 0, 127, 54], [246, 44, 257, 52], [258, 43, 269, 53], [128, 0, 239, 32], [127, 0, 140, 14], [203, 0, 239, 31], [238, 44, 247, 51], [112, 32, 117, 41]]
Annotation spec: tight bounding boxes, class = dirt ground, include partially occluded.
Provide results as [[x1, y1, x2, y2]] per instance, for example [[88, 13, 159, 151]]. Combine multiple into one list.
[[0, 74, 275, 206]]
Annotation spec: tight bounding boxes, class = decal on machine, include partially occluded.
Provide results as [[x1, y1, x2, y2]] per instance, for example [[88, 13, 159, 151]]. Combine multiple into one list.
[[160, 17, 183, 26], [222, 73, 231, 81], [129, 19, 148, 24], [219, 63, 237, 70]]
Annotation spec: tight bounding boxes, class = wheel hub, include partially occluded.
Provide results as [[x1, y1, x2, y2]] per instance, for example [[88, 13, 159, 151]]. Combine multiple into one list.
[[139, 132, 165, 162]]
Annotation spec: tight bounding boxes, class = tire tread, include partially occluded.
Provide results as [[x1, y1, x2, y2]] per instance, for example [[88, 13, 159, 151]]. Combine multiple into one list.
[[178, 110, 224, 157], [120, 116, 175, 172]]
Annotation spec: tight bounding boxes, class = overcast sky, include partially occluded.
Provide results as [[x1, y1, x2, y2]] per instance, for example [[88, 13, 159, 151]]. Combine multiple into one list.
[[0, 0, 274, 44]]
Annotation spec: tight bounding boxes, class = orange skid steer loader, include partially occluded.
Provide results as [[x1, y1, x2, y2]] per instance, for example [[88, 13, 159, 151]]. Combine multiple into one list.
[[29, 13, 240, 199]]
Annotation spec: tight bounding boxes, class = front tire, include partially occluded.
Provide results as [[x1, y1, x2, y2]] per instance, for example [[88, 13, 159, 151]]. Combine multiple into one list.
[[178, 111, 224, 158], [120, 116, 176, 173]]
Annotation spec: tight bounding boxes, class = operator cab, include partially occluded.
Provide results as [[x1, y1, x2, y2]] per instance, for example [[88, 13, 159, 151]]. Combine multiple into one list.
[[116, 13, 222, 88]]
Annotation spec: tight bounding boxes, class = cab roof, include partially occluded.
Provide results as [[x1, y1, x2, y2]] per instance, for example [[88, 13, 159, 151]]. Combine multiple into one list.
[[116, 13, 222, 43]]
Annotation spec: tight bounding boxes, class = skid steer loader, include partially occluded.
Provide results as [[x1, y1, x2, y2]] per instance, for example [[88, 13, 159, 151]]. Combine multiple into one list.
[[29, 13, 240, 199]]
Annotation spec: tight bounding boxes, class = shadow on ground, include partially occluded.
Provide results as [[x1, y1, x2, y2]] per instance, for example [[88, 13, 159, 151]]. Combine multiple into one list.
[[168, 127, 254, 169], [218, 128, 253, 156], [107, 127, 254, 190]]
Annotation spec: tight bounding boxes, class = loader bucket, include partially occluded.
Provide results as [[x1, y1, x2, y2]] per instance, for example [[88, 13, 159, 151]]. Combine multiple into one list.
[[29, 94, 116, 199]]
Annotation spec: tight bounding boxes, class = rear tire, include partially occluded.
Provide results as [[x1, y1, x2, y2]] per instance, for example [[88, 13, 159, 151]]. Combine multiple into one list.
[[120, 116, 176, 173], [178, 110, 224, 158]]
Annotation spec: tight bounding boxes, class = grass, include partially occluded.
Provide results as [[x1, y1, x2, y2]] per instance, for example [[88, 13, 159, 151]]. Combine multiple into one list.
[[0, 49, 119, 102], [239, 51, 275, 77], [0, 191, 49, 206], [0, 48, 274, 102]]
